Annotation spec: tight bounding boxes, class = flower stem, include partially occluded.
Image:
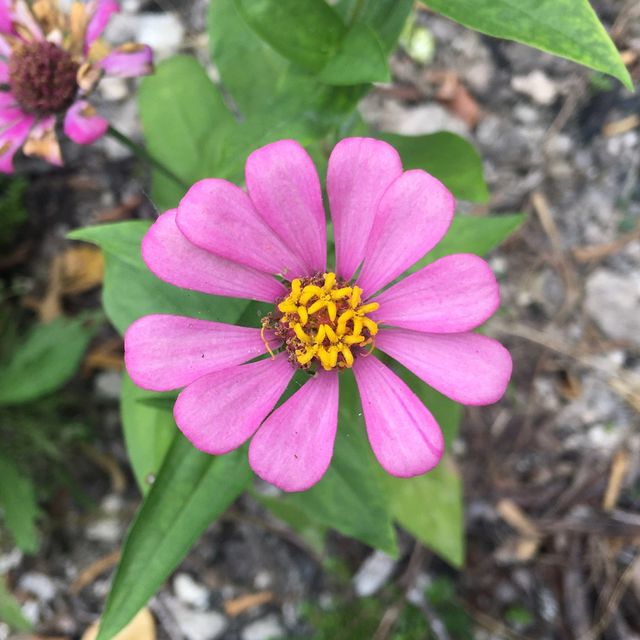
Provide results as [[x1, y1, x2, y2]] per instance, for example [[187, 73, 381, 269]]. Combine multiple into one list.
[[106, 125, 188, 191]]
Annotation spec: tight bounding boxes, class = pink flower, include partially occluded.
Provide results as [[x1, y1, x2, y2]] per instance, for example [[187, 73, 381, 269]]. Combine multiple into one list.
[[0, 0, 153, 172], [125, 138, 512, 492]]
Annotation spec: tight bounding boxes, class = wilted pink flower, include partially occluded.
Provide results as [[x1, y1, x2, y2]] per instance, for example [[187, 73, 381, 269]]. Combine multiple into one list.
[[0, 0, 153, 172], [125, 138, 512, 492]]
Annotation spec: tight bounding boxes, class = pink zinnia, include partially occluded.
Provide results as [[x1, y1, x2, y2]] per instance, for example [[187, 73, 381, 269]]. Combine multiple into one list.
[[125, 138, 512, 492], [0, 0, 153, 172]]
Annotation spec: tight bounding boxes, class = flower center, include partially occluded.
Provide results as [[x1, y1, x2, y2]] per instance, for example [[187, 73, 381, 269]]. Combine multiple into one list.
[[8, 41, 80, 114], [262, 272, 379, 371]]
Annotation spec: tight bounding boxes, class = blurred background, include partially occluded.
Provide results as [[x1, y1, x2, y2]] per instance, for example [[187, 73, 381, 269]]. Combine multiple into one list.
[[1, 1, 639, 638]]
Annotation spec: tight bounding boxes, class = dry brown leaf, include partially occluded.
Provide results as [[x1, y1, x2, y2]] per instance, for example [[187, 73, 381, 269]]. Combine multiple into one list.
[[59, 245, 104, 295], [496, 499, 540, 539], [602, 114, 640, 137], [82, 607, 155, 640], [83, 338, 125, 373], [224, 591, 274, 617], [603, 451, 630, 512]]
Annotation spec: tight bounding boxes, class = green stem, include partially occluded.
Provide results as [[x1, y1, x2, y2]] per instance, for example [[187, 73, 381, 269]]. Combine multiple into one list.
[[107, 125, 188, 191]]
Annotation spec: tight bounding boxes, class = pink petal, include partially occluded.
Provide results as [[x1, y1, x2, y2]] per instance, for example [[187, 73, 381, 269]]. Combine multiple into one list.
[[249, 371, 339, 492], [356, 170, 455, 297], [245, 139, 326, 275], [142, 210, 286, 303], [174, 354, 295, 455], [0, 0, 11, 33], [327, 137, 403, 280], [85, 0, 119, 48], [177, 178, 308, 279], [124, 314, 274, 392], [353, 355, 444, 477], [371, 254, 500, 333], [0, 60, 8, 83], [64, 100, 108, 145], [100, 43, 153, 78], [376, 328, 513, 406], [0, 113, 34, 174]]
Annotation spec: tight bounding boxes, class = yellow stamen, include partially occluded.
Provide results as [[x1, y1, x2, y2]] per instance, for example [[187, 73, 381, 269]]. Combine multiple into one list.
[[341, 345, 354, 367], [274, 272, 379, 371], [358, 302, 380, 314], [350, 286, 362, 308], [299, 285, 323, 305], [308, 298, 327, 314], [323, 272, 336, 290], [296, 345, 317, 365], [315, 324, 326, 344], [324, 325, 338, 343], [293, 323, 311, 344]]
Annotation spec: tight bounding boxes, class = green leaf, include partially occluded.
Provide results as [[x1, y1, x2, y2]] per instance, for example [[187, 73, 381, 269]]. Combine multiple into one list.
[[0, 316, 97, 406], [406, 213, 525, 276], [68, 222, 249, 335], [0, 452, 39, 553], [319, 24, 390, 85], [421, 0, 632, 89], [335, 0, 414, 52], [121, 374, 176, 495], [386, 458, 464, 567], [282, 372, 397, 555], [0, 575, 32, 632], [235, 0, 346, 74], [96, 435, 251, 640], [377, 132, 489, 203], [138, 56, 236, 210]]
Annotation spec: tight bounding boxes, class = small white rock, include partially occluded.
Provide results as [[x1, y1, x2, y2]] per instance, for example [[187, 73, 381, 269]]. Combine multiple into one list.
[[253, 570, 272, 590], [86, 518, 122, 543], [21, 600, 40, 625], [164, 597, 227, 640], [585, 269, 640, 347], [241, 615, 285, 640], [352, 550, 397, 597], [512, 70, 558, 105], [99, 77, 129, 102], [136, 13, 185, 59], [19, 572, 56, 602], [0, 548, 23, 574], [173, 573, 210, 610]]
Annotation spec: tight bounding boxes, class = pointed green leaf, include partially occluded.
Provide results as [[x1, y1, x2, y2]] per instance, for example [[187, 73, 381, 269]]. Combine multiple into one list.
[[421, 0, 632, 89], [386, 458, 464, 567], [121, 374, 176, 495], [0, 453, 39, 553], [96, 435, 251, 640], [0, 316, 97, 406], [319, 24, 389, 85], [235, 0, 345, 73], [0, 576, 32, 631]]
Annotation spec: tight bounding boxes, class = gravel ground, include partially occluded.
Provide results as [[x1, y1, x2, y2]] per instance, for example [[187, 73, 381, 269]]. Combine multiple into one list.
[[1, 1, 640, 639]]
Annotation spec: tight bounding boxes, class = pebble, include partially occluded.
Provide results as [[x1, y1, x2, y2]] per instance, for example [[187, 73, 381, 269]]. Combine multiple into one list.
[[241, 615, 285, 640], [86, 518, 122, 543], [135, 13, 185, 59], [164, 596, 227, 640], [99, 77, 130, 102], [19, 572, 56, 602], [94, 371, 123, 400], [511, 70, 558, 105], [352, 550, 397, 597], [174, 573, 210, 610], [585, 269, 640, 347]]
